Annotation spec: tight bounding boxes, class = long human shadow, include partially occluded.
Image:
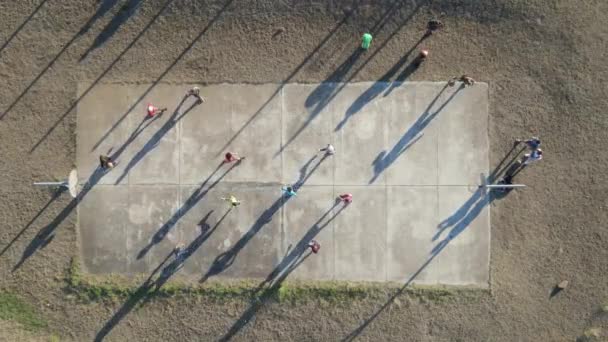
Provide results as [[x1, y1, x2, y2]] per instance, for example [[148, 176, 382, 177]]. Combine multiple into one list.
[[0, 0, 51, 56], [95, 208, 230, 341], [342, 187, 492, 342], [488, 143, 526, 183], [322, 1, 422, 132], [213, 2, 362, 157], [29, 0, 175, 152], [113, 98, 199, 184], [136, 160, 239, 259], [200, 195, 287, 283], [255, 200, 346, 292], [12, 164, 115, 271], [0, 0, 125, 120], [293, 153, 329, 191], [369, 84, 463, 184], [200, 155, 326, 282], [218, 251, 312, 342], [336, 35, 426, 132], [279, 0, 421, 154], [276, 48, 365, 155], [88, 0, 235, 153], [341, 241, 446, 342], [0, 187, 64, 258], [80, 0, 143, 60], [221, 202, 347, 340], [93, 250, 170, 342]]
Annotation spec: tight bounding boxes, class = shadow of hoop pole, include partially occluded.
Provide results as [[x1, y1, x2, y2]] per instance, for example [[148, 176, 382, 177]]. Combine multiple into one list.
[[0, 0, 50, 56], [0, 0, 128, 120], [86, 0, 235, 153], [213, 3, 361, 157], [28, 0, 176, 152], [0, 187, 64, 258]]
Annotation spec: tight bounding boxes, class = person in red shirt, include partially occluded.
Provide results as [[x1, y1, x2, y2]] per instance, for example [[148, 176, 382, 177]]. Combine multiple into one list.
[[308, 240, 320, 254], [338, 193, 353, 204], [223, 152, 245, 163]]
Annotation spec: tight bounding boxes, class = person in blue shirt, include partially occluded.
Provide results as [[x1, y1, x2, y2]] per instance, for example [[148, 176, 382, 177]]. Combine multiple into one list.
[[282, 185, 297, 197]]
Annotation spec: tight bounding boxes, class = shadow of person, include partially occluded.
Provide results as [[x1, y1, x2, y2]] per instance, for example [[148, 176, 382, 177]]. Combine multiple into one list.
[[0, 187, 65, 258], [218, 201, 348, 341], [369, 84, 463, 184], [277, 48, 365, 156], [341, 183, 490, 342], [80, 0, 144, 60], [12, 159, 120, 271], [200, 196, 287, 283], [218, 251, 312, 342], [95, 209, 231, 341], [93, 248, 176, 342], [113, 96, 199, 185], [335, 35, 427, 132], [136, 160, 238, 259]]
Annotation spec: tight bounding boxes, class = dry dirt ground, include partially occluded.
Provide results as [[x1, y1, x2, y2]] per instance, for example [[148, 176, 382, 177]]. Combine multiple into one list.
[[1, 0, 607, 341]]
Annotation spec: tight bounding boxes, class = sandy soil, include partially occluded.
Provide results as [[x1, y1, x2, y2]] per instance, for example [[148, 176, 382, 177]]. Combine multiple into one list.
[[1, 0, 607, 341]]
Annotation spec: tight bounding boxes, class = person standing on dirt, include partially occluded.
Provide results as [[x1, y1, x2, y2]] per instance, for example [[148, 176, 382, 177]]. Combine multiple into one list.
[[448, 75, 475, 87], [99, 155, 116, 170], [522, 148, 543, 165], [425, 19, 443, 37], [515, 137, 541, 151], [414, 49, 429, 67]]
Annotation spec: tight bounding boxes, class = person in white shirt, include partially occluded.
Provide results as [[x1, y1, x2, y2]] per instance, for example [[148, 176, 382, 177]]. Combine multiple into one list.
[[522, 148, 543, 165], [319, 144, 335, 156]]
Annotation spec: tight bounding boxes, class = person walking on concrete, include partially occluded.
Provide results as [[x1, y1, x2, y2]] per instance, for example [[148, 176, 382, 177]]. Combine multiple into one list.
[[282, 185, 297, 197], [319, 143, 335, 156], [99, 155, 116, 170], [448, 75, 475, 87], [515, 136, 541, 151], [221, 195, 241, 207], [338, 193, 353, 204], [224, 152, 245, 164], [147, 104, 167, 118], [173, 243, 187, 260], [308, 240, 321, 254], [522, 148, 543, 165], [185, 86, 205, 104]]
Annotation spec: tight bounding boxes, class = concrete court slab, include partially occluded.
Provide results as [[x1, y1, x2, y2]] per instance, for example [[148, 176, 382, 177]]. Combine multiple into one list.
[[78, 186, 129, 274], [180, 84, 282, 184], [282, 186, 337, 280], [76, 81, 489, 286], [332, 83, 391, 185], [178, 183, 283, 280], [282, 84, 335, 185], [334, 186, 387, 282]]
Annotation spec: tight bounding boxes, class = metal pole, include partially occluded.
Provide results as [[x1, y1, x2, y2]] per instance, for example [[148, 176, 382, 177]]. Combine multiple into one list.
[[483, 184, 526, 189], [34, 181, 68, 187]]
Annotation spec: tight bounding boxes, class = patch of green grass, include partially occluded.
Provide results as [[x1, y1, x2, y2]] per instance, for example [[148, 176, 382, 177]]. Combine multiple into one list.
[[0, 292, 47, 331], [48, 334, 61, 342], [578, 327, 602, 342], [65, 257, 485, 304]]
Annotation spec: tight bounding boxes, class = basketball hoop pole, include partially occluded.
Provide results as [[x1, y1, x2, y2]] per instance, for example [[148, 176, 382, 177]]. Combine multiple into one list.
[[479, 173, 526, 191], [33, 169, 78, 198]]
